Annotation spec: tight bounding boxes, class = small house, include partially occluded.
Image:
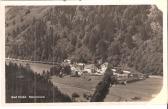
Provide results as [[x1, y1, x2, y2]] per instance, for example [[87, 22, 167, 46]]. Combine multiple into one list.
[[64, 59, 71, 64], [98, 62, 108, 74]]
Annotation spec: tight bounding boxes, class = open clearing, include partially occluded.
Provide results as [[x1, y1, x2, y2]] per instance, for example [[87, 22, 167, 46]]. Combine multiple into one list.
[[51, 76, 163, 102], [51, 75, 103, 102]]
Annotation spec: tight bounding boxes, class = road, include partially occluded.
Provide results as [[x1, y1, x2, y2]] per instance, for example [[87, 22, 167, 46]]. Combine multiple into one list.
[[5, 58, 55, 74], [5, 58, 59, 65]]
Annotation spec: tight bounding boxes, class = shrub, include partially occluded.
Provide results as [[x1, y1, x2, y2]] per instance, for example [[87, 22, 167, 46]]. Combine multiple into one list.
[[72, 92, 80, 98]]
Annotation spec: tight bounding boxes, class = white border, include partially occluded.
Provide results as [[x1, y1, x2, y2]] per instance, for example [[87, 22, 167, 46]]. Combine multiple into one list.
[[0, 0, 167, 107]]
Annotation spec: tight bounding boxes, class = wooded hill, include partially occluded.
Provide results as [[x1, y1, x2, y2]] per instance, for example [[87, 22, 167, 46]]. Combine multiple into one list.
[[5, 5, 163, 75]]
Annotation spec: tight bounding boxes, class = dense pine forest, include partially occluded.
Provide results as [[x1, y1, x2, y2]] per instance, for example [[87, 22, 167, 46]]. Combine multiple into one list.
[[6, 62, 72, 103], [5, 5, 163, 75]]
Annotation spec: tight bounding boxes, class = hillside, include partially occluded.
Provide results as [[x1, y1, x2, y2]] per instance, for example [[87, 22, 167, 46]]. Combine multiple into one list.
[[5, 5, 163, 75]]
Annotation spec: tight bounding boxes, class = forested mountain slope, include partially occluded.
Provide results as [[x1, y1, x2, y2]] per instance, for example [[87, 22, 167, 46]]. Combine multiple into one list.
[[5, 5, 163, 75]]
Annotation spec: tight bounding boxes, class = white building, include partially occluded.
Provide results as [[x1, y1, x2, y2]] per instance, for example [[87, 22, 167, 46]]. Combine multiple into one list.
[[64, 59, 71, 64]]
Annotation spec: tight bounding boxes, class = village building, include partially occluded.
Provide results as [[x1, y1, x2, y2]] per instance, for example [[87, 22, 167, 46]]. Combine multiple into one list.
[[98, 62, 108, 74], [70, 63, 85, 76], [84, 64, 97, 74], [111, 67, 146, 84], [64, 59, 71, 64]]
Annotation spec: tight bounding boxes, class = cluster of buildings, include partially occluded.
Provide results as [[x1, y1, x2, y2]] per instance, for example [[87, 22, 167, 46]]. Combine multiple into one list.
[[112, 67, 147, 84], [63, 59, 109, 76], [63, 59, 147, 82]]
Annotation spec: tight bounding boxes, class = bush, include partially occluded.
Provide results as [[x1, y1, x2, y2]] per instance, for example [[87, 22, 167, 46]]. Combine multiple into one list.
[[62, 64, 71, 75], [50, 65, 62, 76], [83, 92, 92, 100], [25, 9, 30, 15], [72, 92, 80, 98]]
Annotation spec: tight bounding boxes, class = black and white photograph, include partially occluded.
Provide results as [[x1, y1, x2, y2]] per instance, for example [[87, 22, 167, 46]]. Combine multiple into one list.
[[5, 5, 163, 103]]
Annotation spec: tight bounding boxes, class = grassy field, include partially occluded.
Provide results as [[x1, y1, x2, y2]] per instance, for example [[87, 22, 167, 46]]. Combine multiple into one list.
[[51, 75, 103, 102], [105, 77, 163, 101], [51, 75, 163, 102]]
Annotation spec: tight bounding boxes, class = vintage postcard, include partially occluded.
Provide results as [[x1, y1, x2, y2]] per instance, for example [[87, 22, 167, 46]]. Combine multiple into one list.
[[0, 0, 167, 105]]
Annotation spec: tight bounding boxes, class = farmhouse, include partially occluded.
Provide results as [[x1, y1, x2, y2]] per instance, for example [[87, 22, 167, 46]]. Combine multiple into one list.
[[98, 62, 108, 74], [112, 67, 146, 84], [70, 62, 85, 76], [64, 59, 71, 64]]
